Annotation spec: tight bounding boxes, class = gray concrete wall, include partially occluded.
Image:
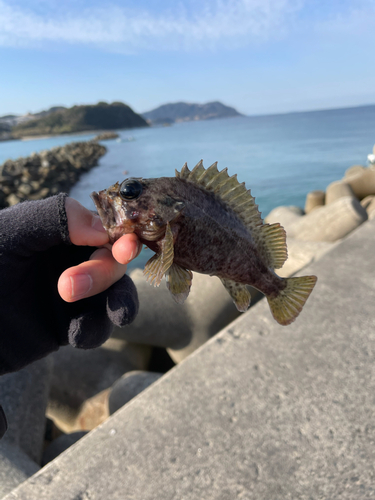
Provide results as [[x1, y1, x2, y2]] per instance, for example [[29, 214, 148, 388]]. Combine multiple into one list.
[[5, 219, 375, 499]]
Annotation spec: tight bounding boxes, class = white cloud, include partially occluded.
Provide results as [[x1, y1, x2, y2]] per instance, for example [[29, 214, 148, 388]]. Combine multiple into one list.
[[314, 0, 375, 36], [0, 0, 302, 51]]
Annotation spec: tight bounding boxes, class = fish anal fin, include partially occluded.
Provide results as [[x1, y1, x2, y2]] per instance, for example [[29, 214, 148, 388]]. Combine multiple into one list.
[[143, 222, 174, 286], [255, 223, 287, 269], [267, 275, 317, 325], [220, 278, 251, 313], [166, 264, 193, 304]]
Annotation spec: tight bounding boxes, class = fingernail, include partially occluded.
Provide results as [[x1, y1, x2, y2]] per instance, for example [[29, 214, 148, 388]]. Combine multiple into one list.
[[70, 274, 93, 299], [130, 242, 141, 261], [91, 214, 106, 233]]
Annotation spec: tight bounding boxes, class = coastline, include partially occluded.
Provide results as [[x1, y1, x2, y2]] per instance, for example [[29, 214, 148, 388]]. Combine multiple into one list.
[[3, 125, 146, 143], [19, 129, 117, 142], [0, 130, 99, 143]]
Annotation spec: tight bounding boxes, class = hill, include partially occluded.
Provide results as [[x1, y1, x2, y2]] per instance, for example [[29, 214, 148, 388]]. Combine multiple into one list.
[[11, 102, 148, 138], [142, 101, 243, 124], [0, 107, 66, 129], [0, 121, 13, 142]]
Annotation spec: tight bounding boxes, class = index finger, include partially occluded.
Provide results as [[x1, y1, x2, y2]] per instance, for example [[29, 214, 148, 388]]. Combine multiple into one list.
[[58, 247, 127, 302]]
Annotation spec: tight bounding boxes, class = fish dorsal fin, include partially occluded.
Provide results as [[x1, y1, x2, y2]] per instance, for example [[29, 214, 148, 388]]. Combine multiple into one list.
[[176, 160, 263, 231], [175, 161, 288, 270]]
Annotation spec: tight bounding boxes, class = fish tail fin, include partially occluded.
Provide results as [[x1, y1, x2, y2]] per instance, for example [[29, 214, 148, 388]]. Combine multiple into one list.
[[266, 275, 317, 326]]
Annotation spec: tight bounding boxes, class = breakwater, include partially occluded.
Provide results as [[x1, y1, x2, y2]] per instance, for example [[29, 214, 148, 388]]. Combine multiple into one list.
[[0, 141, 106, 209]]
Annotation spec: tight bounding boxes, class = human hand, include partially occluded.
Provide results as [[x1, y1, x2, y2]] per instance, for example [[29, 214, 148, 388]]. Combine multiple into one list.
[[0, 195, 142, 439], [58, 198, 142, 302], [0, 193, 140, 377]]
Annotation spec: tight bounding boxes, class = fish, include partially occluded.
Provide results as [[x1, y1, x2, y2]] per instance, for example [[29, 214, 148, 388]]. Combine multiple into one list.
[[91, 161, 317, 326]]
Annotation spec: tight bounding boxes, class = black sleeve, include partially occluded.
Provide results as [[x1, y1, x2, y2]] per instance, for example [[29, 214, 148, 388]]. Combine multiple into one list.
[[0, 194, 138, 376]]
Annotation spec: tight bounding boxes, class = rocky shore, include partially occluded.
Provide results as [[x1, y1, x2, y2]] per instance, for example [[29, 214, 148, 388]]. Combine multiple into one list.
[[92, 132, 119, 141], [0, 141, 106, 209], [1, 146, 375, 498]]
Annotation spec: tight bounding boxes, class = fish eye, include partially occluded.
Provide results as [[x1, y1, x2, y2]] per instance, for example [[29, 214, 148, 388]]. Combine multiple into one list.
[[119, 179, 143, 200]]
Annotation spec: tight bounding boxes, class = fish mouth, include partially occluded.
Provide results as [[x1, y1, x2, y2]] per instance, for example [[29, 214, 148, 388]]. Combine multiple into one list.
[[91, 189, 135, 243], [91, 190, 117, 229]]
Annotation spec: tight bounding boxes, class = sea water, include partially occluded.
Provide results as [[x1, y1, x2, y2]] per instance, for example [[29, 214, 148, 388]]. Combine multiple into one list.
[[1, 105, 374, 268]]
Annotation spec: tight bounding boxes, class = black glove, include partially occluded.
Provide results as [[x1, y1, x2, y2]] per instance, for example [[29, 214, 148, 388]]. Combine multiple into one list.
[[0, 193, 139, 376]]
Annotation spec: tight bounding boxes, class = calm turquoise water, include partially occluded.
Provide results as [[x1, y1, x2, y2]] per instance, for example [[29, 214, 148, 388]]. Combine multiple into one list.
[[1, 106, 374, 268]]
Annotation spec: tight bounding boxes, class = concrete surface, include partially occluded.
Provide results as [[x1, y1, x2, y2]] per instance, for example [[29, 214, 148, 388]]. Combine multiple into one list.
[[5, 218, 375, 499], [0, 358, 52, 464], [0, 443, 39, 499]]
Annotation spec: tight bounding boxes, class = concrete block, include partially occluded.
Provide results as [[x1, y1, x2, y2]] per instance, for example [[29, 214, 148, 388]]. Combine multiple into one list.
[[345, 167, 375, 199], [360, 195, 375, 220], [73, 389, 110, 432], [325, 180, 355, 204], [42, 432, 87, 467], [292, 196, 367, 242], [344, 164, 366, 178], [0, 358, 52, 464], [264, 205, 304, 237], [304, 190, 325, 213], [114, 270, 244, 363], [47, 340, 151, 433], [360, 194, 375, 209]]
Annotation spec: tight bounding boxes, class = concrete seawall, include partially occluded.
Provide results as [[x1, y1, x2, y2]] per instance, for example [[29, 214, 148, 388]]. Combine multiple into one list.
[[5, 218, 375, 499]]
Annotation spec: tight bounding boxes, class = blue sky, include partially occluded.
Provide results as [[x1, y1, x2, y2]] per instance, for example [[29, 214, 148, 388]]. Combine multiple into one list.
[[1, 0, 375, 116]]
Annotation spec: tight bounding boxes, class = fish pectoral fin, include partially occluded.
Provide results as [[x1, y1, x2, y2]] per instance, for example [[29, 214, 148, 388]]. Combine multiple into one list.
[[266, 275, 317, 326], [220, 278, 251, 313], [143, 254, 164, 286], [166, 264, 193, 304], [143, 222, 174, 286]]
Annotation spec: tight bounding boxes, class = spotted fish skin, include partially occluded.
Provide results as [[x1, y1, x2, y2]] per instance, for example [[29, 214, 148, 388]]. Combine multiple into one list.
[[91, 162, 317, 325], [142, 177, 281, 297]]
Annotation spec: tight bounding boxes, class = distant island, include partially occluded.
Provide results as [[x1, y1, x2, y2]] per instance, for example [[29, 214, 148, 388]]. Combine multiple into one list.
[[142, 101, 243, 125], [0, 100, 243, 140], [2, 102, 148, 139]]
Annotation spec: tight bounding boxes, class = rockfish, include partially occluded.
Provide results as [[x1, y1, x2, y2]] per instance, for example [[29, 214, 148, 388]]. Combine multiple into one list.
[[91, 161, 317, 325]]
